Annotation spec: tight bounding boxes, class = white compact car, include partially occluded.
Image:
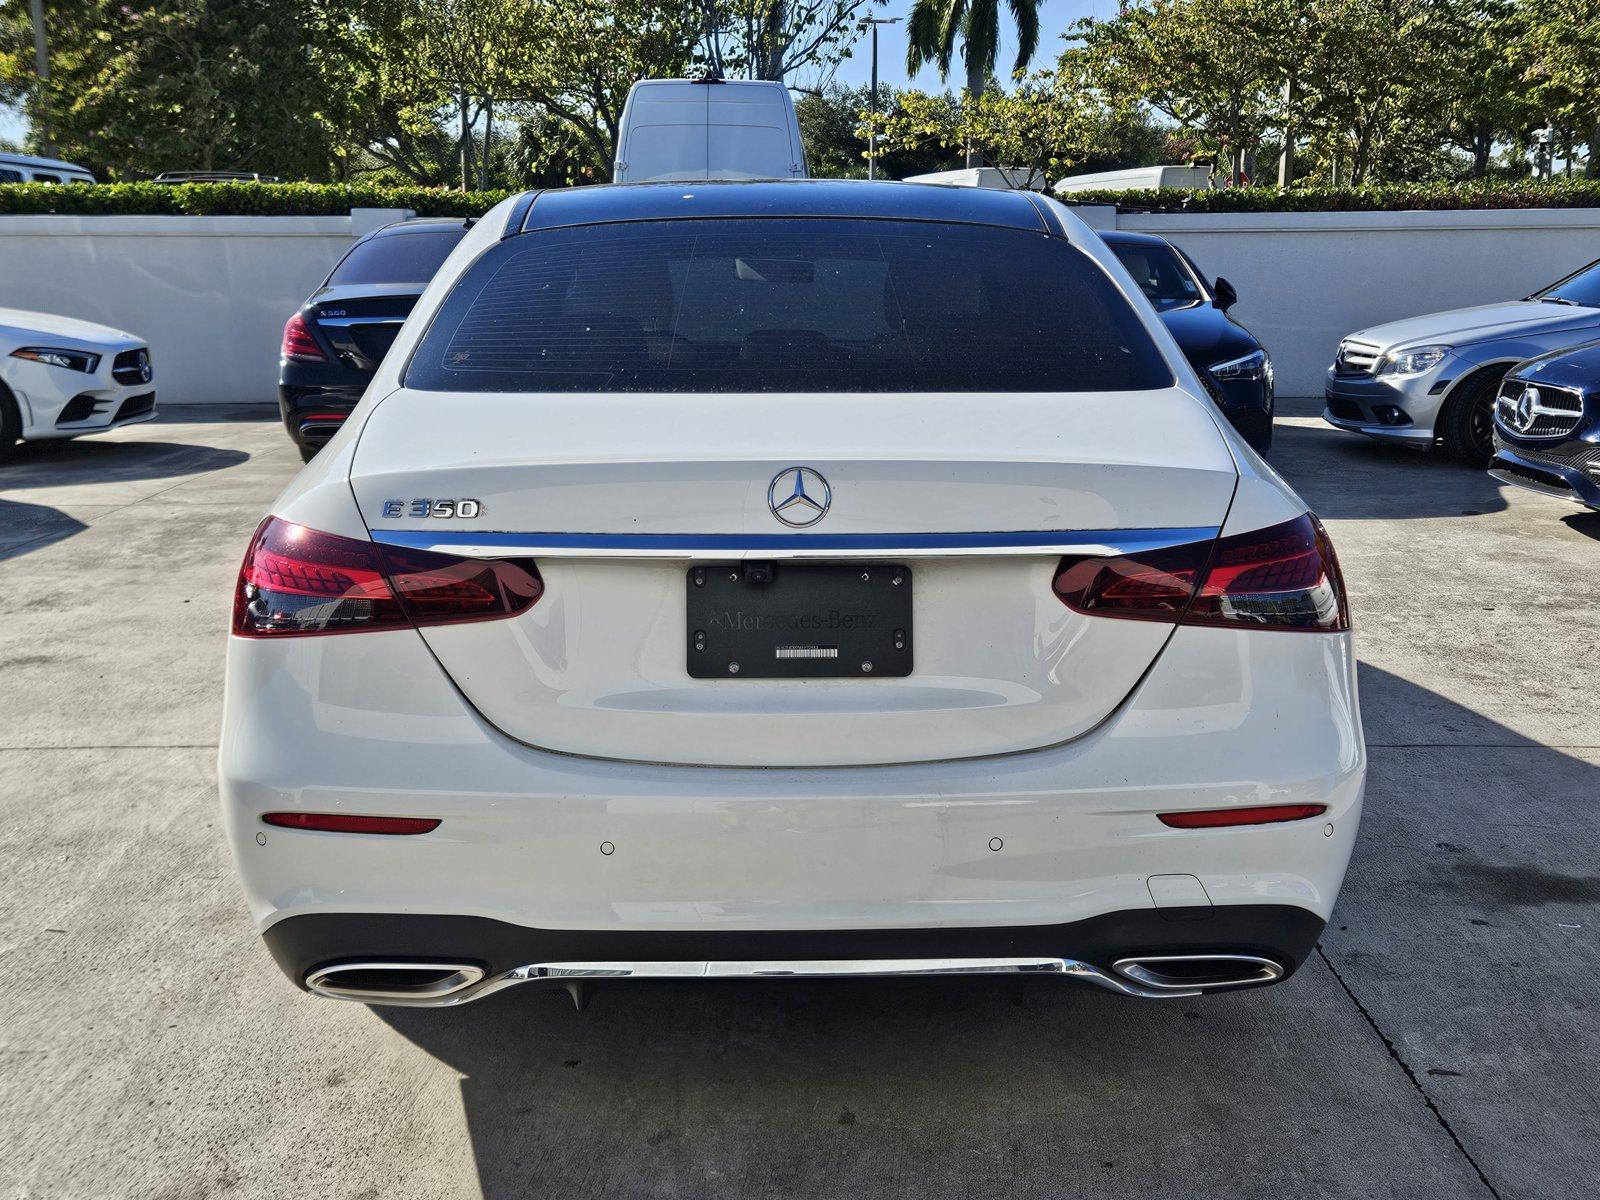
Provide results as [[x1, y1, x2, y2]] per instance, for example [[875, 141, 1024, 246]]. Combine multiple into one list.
[[219, 180, 1364, 1008], [0, 308, 155, 460]]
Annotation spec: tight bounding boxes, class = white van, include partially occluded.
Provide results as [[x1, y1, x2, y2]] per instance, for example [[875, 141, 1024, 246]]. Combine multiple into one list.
[[1054, 165, 1210, 193], [613, 79, 806, 183], [0, 153, 97, 185]]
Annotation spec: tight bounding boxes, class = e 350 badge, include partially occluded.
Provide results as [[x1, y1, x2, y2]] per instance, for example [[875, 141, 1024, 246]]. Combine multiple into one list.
[[382, 498, 482, 519]]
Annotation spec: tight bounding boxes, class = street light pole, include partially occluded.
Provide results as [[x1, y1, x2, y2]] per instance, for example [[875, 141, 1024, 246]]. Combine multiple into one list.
[[865, 16, 901, 180], [28, 0, 52, 155]]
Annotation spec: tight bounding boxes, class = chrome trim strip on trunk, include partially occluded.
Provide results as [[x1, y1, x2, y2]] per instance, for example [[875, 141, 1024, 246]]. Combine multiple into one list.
[[305, 956, 1204, 1006], [368, 526, 1221, 561]]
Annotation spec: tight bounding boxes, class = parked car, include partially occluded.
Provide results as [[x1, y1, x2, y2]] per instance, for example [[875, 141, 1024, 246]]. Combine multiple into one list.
[[1101, 230, 1274, 453], [220, 179, 1363, 1010], [613, 78, 806, 182], [279, 218, 471, 461], [1488, 340, 1600, 511], [0, 152, 96, 185], [1324, 256, 1600, 466], [0, 308, 153, 460], [151, 171, 281, 183]]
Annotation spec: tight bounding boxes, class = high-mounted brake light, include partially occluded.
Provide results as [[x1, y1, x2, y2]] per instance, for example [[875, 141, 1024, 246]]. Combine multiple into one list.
[[1054, 514, 1348, 632], [232, 517, 542, 636], [262, 812, 440, 835], [281, 312, 325, 362], [1158, 804, 1327, 829]]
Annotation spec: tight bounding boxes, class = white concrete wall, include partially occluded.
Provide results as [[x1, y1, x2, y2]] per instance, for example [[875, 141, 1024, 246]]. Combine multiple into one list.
[[0, 204, 1596, 401], [1118, 208, 1600, 395], [0, 210, 409, 405]]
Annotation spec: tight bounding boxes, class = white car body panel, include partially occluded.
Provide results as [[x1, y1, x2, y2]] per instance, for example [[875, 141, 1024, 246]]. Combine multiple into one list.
[[0, 307, 154, 440]]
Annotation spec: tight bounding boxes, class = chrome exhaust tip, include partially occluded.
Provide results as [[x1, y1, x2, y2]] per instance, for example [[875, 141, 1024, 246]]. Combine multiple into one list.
[[305, 961, 486, 1005], [1111, 953, 1283, 992]]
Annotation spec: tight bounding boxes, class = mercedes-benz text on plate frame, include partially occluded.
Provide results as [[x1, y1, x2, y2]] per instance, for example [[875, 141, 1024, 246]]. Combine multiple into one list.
[[768, 466, 831, 527], [219, 179, 1365, 1009]]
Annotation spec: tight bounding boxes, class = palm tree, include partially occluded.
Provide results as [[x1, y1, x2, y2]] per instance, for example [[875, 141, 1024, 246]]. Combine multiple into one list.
[[905, 0, 1044, 167]]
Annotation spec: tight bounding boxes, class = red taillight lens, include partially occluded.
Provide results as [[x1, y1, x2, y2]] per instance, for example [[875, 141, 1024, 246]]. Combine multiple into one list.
[[281, 312, 325, 362], [262, 812, 440, 835], [1186, 515, 1348, 632], [1158, 804, 1327, 828], [1051, 540, 1211, 622], [1054, 514, 1348, 632], [232, 517, 542, 636]]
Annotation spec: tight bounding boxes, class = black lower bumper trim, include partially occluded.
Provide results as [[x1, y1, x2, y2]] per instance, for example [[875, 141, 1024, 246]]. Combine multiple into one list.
[[264, 905, 1325, 993]]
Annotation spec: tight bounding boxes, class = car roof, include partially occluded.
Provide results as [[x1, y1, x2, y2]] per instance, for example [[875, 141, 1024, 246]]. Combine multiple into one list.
[[370, 218, 473, 237], [1096, 230, 1174, 250], [0, 152, 93, 173], [513, 179, 1051, 235]]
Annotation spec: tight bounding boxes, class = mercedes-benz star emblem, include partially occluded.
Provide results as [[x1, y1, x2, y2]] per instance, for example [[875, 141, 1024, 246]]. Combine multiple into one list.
[[1514, 387, 1540, 433], [768, 466, 831, 527]]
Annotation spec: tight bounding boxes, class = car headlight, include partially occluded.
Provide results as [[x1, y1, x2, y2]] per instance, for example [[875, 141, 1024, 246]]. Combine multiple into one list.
[[10, 346, 101, 373], [1209, 349, 1268, 381], [1378, 345, 1449, 376]]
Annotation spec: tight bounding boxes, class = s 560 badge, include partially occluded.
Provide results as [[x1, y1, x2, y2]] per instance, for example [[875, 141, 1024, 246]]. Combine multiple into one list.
[[382, 498, 482, 519]]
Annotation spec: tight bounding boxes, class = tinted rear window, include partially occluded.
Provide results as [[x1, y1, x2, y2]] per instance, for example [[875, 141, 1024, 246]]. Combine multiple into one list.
[[329, 229, 467, 286], [405, 218, 1171, 392]]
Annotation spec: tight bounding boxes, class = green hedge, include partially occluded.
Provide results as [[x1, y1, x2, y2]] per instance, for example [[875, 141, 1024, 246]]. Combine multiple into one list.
[[4, 177, 1600, 217], [1058, 179, 1600, 213], [0, 181, 514, 217]]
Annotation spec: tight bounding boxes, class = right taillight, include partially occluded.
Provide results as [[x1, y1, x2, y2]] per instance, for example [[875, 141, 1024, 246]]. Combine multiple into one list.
[[1054, 514, 1349, 632], [281, 312, 325, 362], [233, 517, 542, 637]]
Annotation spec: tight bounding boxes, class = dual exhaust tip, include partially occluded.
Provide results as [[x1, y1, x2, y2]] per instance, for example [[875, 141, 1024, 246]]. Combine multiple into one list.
[[305, 952, 1283, 1007]]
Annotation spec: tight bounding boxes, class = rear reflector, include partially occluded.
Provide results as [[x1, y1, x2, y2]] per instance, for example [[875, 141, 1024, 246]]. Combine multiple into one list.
[[233, 517, 542, 636], [262, 812, 441, 835], [1054, 514, 1349, 632], [1158, 804, 1327, 829]]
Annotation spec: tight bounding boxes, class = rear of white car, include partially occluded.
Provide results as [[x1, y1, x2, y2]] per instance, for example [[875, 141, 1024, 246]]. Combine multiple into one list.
[[219, 181, 1363, 1005]]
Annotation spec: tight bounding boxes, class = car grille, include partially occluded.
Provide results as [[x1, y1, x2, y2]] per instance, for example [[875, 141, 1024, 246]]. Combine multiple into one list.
[[1495, 432, 1600, 474], [1334, 339, 1382, 376], [115, 392, 155, 421], [1494, 378, 1585, 439], [112, 348, 152, 385], [1326, 397, 1365, 422]]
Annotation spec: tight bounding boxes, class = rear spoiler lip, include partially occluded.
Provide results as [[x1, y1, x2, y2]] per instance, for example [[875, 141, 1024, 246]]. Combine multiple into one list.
[[367, 525, 1220, 561]]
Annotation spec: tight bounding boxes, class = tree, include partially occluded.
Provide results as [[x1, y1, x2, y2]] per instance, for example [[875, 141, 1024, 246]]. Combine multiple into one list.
[[1, 0, 339, 180], [1513, 0, 1600, 176], [905, 0, 1046, 166], [697, 1, 885, 88], [796, 84, 961, 177]]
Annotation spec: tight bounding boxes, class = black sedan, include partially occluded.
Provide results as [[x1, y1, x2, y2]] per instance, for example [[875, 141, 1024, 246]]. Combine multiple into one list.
[[1489, 339, 1600, 512], [279, 218, 470, 461], [1101, 230, 1274, 453]]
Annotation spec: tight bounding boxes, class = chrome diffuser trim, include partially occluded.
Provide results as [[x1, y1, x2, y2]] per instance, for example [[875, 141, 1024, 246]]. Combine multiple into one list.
[[1111, 954, 1283, 992], [305, 957, 1204, 1006]]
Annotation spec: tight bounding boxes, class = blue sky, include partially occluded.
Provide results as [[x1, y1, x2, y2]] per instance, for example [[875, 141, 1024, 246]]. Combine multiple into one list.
[[831, 0, 1118, 90], [0, 2, 1117, 151]]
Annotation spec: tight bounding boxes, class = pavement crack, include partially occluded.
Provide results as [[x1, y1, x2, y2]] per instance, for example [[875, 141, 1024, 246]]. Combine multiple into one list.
[[1317, 945, 1504, 1200]]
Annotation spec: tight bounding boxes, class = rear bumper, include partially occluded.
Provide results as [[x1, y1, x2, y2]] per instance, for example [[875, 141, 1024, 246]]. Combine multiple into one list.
[[267, 904, 1327, 1003], [220, 614, 1366, 985], [278, 382, 364, 451]]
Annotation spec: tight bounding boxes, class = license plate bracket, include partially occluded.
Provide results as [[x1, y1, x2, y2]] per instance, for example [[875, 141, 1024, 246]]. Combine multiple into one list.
[[686, 563, 912, 679]]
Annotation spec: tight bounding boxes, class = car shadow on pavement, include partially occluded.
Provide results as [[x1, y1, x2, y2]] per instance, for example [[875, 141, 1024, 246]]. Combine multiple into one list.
[[1273, 423, 1512, 520], [371, 663, 1600, 1200], [0, 441, 249, 562], [1561, 510, 1600, 541]]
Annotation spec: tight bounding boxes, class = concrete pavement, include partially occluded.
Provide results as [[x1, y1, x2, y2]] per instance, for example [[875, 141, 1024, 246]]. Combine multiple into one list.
[[2, 400, 1596, 1199]]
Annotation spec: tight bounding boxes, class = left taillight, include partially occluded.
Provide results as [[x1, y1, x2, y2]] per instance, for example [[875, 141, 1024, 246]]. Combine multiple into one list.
[[232, 517, 542, 637], [1054, 514, 1349, 633], [281, 312, 325, 362]]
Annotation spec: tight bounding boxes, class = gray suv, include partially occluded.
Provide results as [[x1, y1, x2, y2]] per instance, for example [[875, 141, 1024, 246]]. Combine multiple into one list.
[[1323, 258, 1600, 465]]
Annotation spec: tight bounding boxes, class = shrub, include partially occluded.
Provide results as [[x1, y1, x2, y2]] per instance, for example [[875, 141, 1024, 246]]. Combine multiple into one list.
[[1055, 179, 1600, 213], [0, 181, 514, 217]]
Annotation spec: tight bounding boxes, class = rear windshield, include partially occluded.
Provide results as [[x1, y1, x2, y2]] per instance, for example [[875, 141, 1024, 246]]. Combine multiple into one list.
[[328, 229, 467, 286], [405, 218, 1171, 392]]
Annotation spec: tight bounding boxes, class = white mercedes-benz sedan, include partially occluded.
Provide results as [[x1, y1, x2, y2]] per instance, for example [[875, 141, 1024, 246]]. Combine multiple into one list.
[[219, 180, 1364, 1007], [0, 308, 155, 460]]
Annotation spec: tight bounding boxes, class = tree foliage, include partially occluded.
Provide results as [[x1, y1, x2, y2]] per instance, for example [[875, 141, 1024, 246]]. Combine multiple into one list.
[[696, 0, 886, 86]]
